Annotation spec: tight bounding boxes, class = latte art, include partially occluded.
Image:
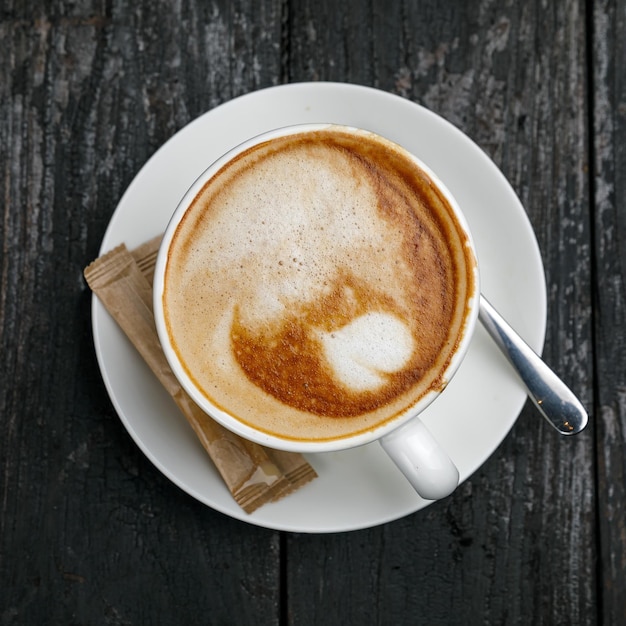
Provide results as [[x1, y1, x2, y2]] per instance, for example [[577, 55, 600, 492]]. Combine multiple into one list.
[[162, 127, 475, 441]]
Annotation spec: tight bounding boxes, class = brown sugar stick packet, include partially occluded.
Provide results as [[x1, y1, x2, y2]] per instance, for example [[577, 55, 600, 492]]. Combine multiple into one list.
[[85, 240, 316, 513]]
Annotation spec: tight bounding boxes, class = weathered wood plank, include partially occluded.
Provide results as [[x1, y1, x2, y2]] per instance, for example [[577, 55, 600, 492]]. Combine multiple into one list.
[[0, 2, 284, 623], [285, 0, 596, 624], [592, 0, 626, 623]]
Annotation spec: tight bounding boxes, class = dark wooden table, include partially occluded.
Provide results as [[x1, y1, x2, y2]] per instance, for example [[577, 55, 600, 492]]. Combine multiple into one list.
[[2, 1, 625, 624]]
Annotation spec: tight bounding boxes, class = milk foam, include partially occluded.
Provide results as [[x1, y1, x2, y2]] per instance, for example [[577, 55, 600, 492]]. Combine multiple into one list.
[[198, 148, 389, 332], [163, 128, 473, 441], [317, 312, 415, 392]]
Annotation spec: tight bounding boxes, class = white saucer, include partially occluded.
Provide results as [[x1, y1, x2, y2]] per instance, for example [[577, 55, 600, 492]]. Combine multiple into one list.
[[92, 83, 546, 533]]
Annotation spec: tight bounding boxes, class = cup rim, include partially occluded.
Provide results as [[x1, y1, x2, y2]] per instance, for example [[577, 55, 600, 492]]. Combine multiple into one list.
[[153, 122, 480, 453]]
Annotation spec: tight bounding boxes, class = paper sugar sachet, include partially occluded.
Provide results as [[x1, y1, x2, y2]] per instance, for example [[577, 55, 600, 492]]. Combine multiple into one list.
[[85, 236, 316, 513]]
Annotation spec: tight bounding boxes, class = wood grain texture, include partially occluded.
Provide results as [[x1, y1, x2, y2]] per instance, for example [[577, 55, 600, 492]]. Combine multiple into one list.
[[1, 2, 284, 624], [593, 0, 626, 623], [1, 0, 620, 624]]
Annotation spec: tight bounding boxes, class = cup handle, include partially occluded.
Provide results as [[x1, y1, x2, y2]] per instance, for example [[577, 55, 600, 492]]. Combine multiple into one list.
[[379, 418, 459, 500]]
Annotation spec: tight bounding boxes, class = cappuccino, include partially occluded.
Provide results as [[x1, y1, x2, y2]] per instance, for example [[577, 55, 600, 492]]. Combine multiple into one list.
[[161, 126, 476, 442]]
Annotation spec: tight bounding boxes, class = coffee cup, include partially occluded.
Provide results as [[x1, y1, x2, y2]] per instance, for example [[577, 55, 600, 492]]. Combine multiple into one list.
[[153, 123, 479, 500]]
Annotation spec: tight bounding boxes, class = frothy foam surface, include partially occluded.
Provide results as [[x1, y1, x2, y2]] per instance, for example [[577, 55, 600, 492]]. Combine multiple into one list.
[[317, 312, 415, 392], [163, 127, 475, 441]]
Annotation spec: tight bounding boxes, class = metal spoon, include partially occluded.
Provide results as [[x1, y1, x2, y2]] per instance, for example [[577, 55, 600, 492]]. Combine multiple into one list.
[[478, 295, 588, 435]]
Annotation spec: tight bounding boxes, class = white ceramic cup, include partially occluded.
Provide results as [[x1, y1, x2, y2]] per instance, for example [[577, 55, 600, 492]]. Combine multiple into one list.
[[153, 124, 480, 501]]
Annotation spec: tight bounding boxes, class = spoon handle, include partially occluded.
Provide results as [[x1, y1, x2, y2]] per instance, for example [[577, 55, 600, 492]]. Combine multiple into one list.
[[478, 295, 588, 435]]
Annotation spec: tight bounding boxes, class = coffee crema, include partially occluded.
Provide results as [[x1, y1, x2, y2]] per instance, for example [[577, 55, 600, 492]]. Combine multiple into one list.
[[162, 127, 476, 442]]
